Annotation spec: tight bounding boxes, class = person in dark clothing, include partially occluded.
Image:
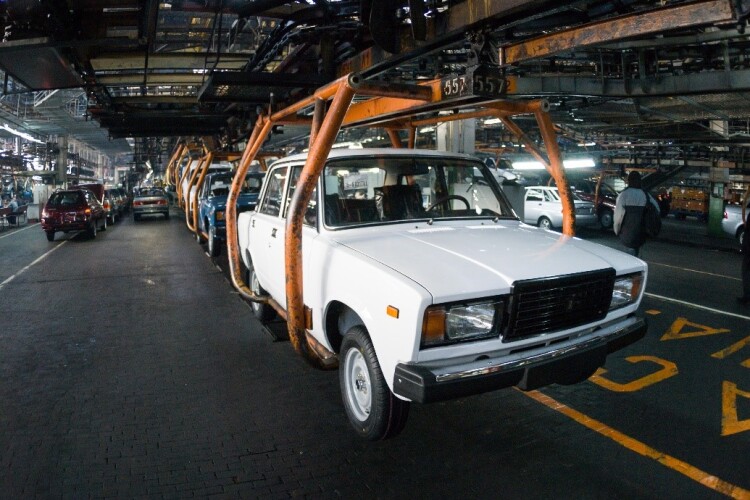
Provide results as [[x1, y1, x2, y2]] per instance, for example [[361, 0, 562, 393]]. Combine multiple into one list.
[[738, 225, 750, 304], [613, 171, 659, 257]]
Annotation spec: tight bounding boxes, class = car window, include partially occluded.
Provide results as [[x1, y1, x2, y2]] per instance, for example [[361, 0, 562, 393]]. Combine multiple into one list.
[[284, 167, 317, 226], [48, 191, 82, 206], [544, 189, 559, 202], [258, 166, 287, 216], [322, 157, 514, 227], [242, 175, 263, 194], [526, 189, 542, 202]]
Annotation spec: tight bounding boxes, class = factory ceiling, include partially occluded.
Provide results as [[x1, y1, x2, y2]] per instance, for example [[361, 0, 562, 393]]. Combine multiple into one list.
[[0, 0, 749, 168]]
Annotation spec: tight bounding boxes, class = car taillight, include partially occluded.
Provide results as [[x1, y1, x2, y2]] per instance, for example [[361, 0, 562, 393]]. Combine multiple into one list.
[[157, 199, 167, 206], [724, 211, 728, 219], [85, 208, 91, 215], [104, 200, 111, 210], [133, 200, 142, 206]]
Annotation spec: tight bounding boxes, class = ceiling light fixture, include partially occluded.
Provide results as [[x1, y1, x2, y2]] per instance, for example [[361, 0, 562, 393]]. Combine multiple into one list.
[[2, 124, 44, 144], [512, 158, 595, 170]]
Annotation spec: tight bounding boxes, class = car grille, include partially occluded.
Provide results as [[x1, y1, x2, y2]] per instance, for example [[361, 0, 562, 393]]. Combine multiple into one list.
[[503, 268, 615, 341]]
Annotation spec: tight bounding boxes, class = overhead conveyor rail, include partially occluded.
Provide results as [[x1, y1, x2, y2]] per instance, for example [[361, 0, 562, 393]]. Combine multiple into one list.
[[225, 70, 578, 369]]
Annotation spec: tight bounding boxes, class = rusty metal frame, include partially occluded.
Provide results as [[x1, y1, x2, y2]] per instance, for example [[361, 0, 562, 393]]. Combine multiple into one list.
[[187, 151, 243, 239], [226, 73, 575, 368], [176, 143, 208, 210], [164, 142, 185, 188], [499, 0, 736, 66]]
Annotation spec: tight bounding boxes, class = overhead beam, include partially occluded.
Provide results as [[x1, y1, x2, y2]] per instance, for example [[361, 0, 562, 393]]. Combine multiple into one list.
[[500, 0, 736, 66], [510, 68, 750, 98]]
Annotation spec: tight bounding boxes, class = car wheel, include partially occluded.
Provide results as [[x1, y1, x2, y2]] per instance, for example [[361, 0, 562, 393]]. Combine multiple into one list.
[[538, 216, 553, 230], [101, 216, 107, 231], [599, 209, 613, 230], [249, 266, 276, 323], [208, 225, 220, 257], [46, 230, 55, 242], [88, 221, 97, 238], [340, 326, 410, 441], [739, 226, 745, 246]]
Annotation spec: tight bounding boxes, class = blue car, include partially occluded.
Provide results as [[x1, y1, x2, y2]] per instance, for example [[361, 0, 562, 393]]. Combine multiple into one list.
[[198, 171, 265, 256]]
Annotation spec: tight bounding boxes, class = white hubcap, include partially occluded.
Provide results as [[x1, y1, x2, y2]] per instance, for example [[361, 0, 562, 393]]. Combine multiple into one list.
[[344, 348, 371, 422]]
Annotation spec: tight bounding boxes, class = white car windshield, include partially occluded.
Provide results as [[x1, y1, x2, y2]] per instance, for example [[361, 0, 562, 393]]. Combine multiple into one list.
[[322, 156, 516, 227]]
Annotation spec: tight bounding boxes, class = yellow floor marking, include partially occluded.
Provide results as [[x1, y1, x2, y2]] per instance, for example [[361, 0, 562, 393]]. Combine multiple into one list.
[[523, 390, 750, 499], [589, 356, 678, 392], [722, 381, 750, 437], [661, 317, 730, 341], [712, 336, 750, 362], [645, 309, 661, 315]]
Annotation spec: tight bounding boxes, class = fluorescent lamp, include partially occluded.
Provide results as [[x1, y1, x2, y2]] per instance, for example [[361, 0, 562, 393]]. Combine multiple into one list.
[[483, 118, 502, 125], [2, 124, 43, 144], [512, 158, 595, 170]]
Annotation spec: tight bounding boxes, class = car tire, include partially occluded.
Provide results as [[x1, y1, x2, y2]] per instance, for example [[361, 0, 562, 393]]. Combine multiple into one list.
[[538, 216, 553, 230], [340, 326, 410, 441], [88, 221, 97, 239], [599, 209, 613, 230], [208, 225, 220, 257], [739, 226, 745, 246], [134, 214, 141, 221], [101, 216, 107, 231], [248, 266, 276, 323], [46, 230, 55, 242]]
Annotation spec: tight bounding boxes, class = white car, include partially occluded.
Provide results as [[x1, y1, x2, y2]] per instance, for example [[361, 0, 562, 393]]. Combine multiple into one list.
[[723, 203, 746, 244], [180, 159, 233, 210], [237, 149, 648, 440], [524, 185, 598, 230]]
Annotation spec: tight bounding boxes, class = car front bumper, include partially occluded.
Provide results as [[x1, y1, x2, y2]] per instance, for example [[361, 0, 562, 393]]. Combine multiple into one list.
[[393, 316, 647, 403]]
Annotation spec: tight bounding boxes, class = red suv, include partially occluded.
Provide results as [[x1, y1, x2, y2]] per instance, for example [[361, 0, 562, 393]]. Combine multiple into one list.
[[41, 188, 106, 241]]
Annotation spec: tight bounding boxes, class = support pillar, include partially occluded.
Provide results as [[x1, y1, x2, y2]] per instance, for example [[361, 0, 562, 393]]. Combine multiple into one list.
[[56, 136, 68, 186], [436, 119, 475, 154]]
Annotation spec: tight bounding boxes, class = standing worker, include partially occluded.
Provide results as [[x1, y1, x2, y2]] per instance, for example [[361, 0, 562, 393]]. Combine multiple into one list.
[[613, 171, 659, 257]]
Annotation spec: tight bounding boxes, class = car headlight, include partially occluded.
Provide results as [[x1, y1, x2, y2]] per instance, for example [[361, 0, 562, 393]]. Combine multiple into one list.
[[215, 210, 225, 221], [610, 272, 643, 310], [421, 299, 504, 348]]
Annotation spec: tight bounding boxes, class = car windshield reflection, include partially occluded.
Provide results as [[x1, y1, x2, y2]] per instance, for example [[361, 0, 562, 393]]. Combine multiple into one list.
[[322, 157, 516, 228]]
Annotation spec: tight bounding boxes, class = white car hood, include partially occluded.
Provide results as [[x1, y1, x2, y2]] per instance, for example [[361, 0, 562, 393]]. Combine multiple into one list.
[[334, 221, 640, 302]]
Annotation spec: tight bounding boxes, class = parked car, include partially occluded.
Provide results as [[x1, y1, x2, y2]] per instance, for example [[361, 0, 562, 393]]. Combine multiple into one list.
[[570, 179, 619, 229], [114, 187, 130, 213], [237, 148, 648, 440], [102, 189, 120, 225], [523, 185, 598, 230], [132, 187, 170, 221], [41, 188, 107, 241], [197, 171, 265, 257], [723, 203, 746, 245], [180, 160, 233, 211]]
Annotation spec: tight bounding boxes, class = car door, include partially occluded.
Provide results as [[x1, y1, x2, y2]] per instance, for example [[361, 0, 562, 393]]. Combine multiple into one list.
[[524, 188, 544, 224], [248, 165, 289, 301]]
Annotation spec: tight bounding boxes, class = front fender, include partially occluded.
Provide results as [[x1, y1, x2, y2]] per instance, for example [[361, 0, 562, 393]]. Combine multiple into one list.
[[306, 240, 431, 393]]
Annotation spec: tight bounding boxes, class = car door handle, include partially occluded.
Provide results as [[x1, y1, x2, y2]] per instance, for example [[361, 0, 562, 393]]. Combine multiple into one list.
[[271, 228, 277, 238], [251, 219, 255, 228]]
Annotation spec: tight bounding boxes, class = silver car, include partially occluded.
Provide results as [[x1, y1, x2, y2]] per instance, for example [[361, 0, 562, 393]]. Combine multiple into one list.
[[524, 186, 598, 230], [132, 187, 170, 221], [723, 203, 746, 245]]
